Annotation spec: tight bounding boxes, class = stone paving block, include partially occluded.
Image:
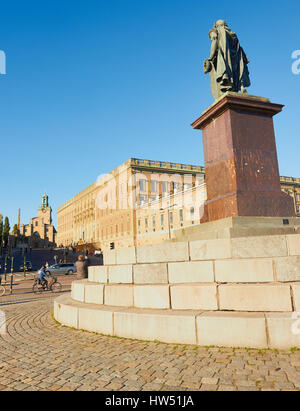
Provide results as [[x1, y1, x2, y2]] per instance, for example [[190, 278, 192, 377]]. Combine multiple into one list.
[[89, 266, 108, 283], [116, 247, 136, 265], [104, 285, 134, 307], [84, 284, 104, 305], [136, 242, 189, 264], [134, 285, 170, 309], [78, 307, 113, 335], [170, 285, 218, 310], [219, 284, 293, 312], [108, 265, 133, 284], [274, 257, 300, 282], [133, 263, 168, 284], [231, 235, 288, 259], [190, 239, 231, 261], [168, 261, 214, 283], [287, 234, 300, 256], [215, 259, 274, 283], [114, 310, 197, 345], [5, 292, 300, 393], [196, 312, 268, 349]]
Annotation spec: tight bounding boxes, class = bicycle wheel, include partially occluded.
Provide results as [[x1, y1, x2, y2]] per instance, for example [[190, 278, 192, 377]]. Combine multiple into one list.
[[32, 282, 44, 294], [0, 286, 5, 297], [50, 282, 62, 293]]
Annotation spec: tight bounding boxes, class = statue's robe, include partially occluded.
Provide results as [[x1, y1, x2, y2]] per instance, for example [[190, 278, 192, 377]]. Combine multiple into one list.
[[215, 26, 250, 93]]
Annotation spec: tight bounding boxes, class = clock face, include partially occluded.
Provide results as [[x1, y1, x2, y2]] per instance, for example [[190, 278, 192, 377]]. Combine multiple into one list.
[[42, 209, 47, 213]]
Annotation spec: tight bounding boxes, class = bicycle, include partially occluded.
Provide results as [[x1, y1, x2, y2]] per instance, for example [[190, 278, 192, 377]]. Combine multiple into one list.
[[32, 276, 62, 294]]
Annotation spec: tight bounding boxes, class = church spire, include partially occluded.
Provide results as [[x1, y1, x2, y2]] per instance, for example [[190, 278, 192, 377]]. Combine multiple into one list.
[[41, 193, 49, 209]]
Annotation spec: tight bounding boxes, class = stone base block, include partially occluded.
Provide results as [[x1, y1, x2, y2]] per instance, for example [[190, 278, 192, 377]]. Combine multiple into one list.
[[190, 239, 231, 261], [114, 310, 197, 345], [133, 263, 168, 284], [219, 284, 293, 312], [136, 242, 189, 264], [71, 281, 86, 303], [54, 298, 79, 329], [197, 312, 268, 348], [274, 257, 300, 282], [287, 234, 300, 256], [89, 266, 108, 283], [108, 265, 133, 284], [85, 284, 104, 305], [78, 306, 113, 335], [170, 284, 217, 310], [266, 313, 300, 349], [134, 285, 170, 309], [215, 259, 274, 283], [168, 261, 214, 283], [104, 285, 134, 307], [231, 235, 288, 258]]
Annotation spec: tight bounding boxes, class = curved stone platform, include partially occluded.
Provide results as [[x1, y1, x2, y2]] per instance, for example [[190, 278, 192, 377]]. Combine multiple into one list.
[[71, 280, 299, 313], [54, 294, 300, 349], [54, 233, 300, 349]]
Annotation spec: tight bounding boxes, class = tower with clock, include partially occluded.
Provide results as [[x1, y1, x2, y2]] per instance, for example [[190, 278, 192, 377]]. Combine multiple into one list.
[[38, 193, 52, 225]]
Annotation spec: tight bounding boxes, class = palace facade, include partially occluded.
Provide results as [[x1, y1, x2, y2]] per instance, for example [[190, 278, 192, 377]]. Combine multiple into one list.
[[56, 158, 300, 251]]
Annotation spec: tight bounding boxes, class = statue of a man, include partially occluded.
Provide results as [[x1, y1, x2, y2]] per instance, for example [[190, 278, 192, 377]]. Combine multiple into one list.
[[204, 20, 251, 100]]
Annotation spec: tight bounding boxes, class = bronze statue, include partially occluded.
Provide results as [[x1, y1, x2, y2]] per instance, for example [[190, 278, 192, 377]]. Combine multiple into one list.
[[204, 20, 251, 100]]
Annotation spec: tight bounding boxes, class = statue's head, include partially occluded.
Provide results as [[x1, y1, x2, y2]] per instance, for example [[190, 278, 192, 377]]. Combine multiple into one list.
[[214, 19, 228, 28]]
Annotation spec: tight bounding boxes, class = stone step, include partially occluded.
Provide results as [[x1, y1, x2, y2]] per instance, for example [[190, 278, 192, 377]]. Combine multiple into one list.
[[102, 234, 300, 265], [72, 280, 299, 313], [54, 294, 300, 349], [89, 255, 300, 284]]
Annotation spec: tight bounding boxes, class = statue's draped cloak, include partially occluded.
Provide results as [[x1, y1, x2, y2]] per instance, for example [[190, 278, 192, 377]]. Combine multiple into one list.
[[215, 26, 250, 93]]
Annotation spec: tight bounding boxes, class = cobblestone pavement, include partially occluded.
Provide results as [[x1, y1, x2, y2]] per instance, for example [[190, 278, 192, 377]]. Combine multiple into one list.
[[0, 295, 300, 391]]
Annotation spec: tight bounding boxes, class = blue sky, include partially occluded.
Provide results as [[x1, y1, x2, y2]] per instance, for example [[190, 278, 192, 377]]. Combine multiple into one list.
[[0, 0, 299, 227]]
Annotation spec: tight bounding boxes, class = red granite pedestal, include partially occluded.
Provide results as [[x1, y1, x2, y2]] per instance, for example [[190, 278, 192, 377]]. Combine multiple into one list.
[[192, 93, 295, 223]]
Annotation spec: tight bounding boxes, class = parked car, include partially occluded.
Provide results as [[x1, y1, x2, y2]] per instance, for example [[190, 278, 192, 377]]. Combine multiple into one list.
[[46, 263, 77, 276], [19, 261, 33, 272]]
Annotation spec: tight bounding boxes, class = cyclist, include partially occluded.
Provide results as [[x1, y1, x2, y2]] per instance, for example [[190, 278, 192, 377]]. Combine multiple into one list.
[[38, 266, 50, 289]]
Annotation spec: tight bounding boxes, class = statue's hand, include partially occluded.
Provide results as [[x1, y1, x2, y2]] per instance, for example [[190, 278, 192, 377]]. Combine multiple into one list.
[[203, 59, 212, 74]]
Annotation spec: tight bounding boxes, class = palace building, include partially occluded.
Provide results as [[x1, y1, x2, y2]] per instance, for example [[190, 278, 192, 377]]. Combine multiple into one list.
[[20, 193, 56, 248], [56, 158, 300, 251]]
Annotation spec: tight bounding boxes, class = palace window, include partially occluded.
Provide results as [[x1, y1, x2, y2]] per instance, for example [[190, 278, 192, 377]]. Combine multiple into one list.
[[139, 179, 147, 192], [190, 207, 195, 223], [162, 182, 169, 193], [139, 195, 148, 204], [179, 209, 184, 222], [152, 216, 156, 230], [151, 181, 158, 193]]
